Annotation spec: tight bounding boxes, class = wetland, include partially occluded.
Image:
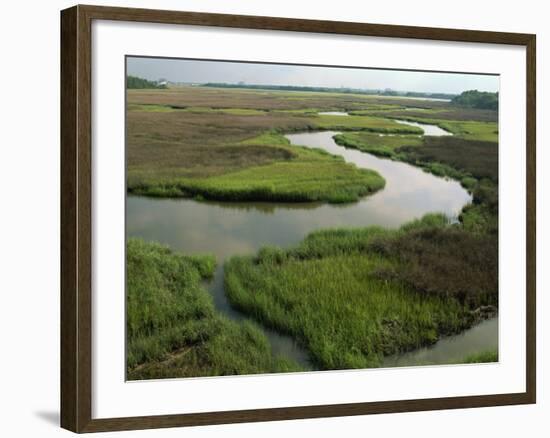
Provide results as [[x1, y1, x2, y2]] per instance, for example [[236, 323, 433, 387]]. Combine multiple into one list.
[[125, 66, 499, 380]]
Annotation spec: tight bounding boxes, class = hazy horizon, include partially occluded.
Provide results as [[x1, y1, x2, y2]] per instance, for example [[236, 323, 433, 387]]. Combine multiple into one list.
[[127, 56, 499, 95]]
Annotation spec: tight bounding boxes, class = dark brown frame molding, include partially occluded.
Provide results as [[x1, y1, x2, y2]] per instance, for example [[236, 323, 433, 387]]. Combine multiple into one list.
[[61, 4, 536, 433]]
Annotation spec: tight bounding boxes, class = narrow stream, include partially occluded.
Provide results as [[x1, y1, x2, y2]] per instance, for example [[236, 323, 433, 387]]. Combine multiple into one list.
[[394, 119, 453, 136], [126, 122, 496, 370], [318, 111, 349, 116]]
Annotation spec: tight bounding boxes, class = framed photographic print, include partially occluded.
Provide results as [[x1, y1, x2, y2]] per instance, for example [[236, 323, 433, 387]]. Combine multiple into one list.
[[60, 4, 536, 433]]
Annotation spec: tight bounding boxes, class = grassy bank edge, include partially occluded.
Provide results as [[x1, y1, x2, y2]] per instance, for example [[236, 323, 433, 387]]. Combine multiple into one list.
[[224, 214, 498, 370], [333, 132, 498, 233], [126, 238, 304, 380], [333, 132, 477, 191], [128, 131, 386, 204]]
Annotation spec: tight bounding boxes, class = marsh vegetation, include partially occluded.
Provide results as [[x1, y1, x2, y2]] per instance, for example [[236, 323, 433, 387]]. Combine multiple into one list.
[[224, 214, 497, 370], [126, 238, 303, 379], [126, 81, 499, 379]]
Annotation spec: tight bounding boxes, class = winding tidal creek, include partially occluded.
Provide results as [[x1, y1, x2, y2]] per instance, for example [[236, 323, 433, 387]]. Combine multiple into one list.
[[127, 123, 498, 370]]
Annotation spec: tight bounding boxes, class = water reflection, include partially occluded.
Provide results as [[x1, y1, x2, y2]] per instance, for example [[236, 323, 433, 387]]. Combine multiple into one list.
[[128, 131, 470, 263], [394, 119, 453, 136], [318, 111, 349, 116], [196, 199, 323, 214]]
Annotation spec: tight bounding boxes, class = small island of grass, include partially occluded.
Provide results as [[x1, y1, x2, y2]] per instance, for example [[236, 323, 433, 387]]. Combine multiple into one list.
[[224, 214, 498, 370]]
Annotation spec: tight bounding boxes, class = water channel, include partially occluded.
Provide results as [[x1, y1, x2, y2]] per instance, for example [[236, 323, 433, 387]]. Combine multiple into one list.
[[127, 120, 498, 369]]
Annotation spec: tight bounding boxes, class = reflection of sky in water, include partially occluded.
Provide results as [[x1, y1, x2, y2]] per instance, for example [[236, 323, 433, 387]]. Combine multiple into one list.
[[127, 130, 471, 263], [394, 119, 453, 136], [317, 111, 349, 116]]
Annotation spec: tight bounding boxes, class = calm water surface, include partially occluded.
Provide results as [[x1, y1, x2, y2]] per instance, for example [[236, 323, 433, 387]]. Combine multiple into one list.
[[382, 317, 498, 367], [127, 126, 496, 369], [395, 119, 453, 136], [318, 111, 349, 116]]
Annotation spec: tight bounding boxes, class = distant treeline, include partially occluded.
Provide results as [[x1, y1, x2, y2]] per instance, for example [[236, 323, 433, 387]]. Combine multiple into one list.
[[452, 90, 498, 110], [203, 82, 455, 100], [127, 75, 167, 89]]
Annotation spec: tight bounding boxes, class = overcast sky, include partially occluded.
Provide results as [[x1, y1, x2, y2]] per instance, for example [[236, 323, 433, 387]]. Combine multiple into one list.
[[127, 57, 499, 94]]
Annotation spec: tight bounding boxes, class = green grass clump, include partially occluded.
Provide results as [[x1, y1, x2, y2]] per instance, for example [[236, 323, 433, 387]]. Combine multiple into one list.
[[224, 214, 496, 370], [128, 133, 385, 203], [459, 204, 494, 234], [462, 350, 498, 363], [239, 131, 297, 146], [126, 238, 302, 380], [460, 176, 478, 191], [434, 120, 498, 142], [313, 114, 423, 134], [333, 132, 422, 158], [459, 178, 499, 234]]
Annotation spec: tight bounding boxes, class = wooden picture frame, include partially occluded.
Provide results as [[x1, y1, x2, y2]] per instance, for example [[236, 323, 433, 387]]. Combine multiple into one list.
[[61, 4, 536, 433]]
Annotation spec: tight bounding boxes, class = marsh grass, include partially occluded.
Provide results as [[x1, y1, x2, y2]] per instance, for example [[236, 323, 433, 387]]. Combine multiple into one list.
[[334, 131, 499, 233], [396, 136, 499, 233], [368, 224, 498, 308], [224, 214, 496, 370], [125, 86, 500, 374], [333, 132, 422, 158], [127, 87, 449, 112], [126, 88, 438, 202], [334, 132, 496, 181], [335, 128, 498, 180], [129, 103, 268, 116], [398, 136, 498, 182], [128, 131, 386, 203], [126, 238, 302, 380], [313, 114, 423, 134], [379, 115, 498, 142]]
